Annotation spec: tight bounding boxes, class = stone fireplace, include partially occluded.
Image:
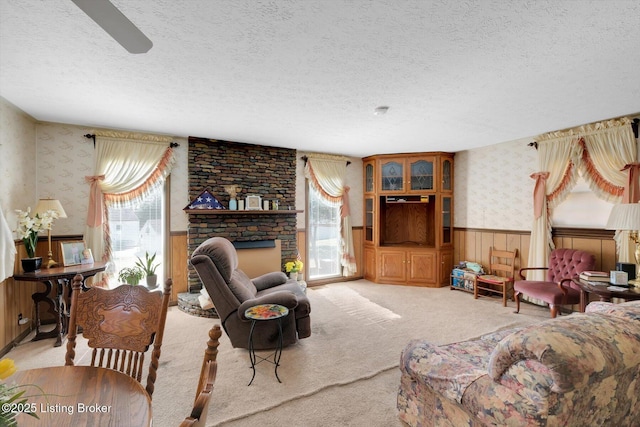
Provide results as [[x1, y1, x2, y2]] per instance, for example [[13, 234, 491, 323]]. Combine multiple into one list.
[[186, 137, 298, 293]]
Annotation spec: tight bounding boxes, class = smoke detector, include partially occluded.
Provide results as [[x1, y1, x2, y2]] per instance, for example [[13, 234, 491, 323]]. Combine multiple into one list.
[[374, 106, 389, 115]]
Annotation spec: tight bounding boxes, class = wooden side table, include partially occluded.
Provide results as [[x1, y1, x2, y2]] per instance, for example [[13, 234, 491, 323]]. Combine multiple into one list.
[[244, 303, 289, 386], [13, 262, 107, 347], [573, 278, 640, 312]]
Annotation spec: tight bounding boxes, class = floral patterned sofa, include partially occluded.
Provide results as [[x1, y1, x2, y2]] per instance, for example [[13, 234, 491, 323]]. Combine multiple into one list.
[[398, 300, 640, 426]]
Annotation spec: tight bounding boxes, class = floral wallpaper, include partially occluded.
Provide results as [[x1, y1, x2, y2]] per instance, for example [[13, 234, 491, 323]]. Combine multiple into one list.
[[35, 123, 94, 236], [0, 98, 37, 230], [3, 98, 541, 238], [454, 137, 536, 230], [32, 123, 538, 235]]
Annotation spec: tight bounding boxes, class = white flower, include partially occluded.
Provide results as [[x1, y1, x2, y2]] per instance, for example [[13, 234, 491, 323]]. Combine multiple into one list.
[[14, 208, 60, 257], [15, 208, 58, 236]]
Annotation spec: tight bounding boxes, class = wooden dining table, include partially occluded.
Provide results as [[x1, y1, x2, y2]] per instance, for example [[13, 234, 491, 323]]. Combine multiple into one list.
[[8, 365, 151, 426]]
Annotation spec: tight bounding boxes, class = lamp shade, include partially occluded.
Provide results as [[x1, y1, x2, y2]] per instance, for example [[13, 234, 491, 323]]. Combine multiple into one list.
[[605, 203, 640, 231], [34, 198, 68, 218]]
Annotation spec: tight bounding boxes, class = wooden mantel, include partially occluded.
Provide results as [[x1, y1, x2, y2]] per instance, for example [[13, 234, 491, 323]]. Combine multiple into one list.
[[184, 210, 303, 215]]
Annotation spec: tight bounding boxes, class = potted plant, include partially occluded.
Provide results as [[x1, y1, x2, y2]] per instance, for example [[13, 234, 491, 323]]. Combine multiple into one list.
[[135, 251, 160, 288], [118, 266, 144, 286]]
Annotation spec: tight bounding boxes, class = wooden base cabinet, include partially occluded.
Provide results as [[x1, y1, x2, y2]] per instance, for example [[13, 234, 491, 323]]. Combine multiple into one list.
[[379, 249, 407, 282], [363, 152, 453, 287], [440, 250, 454, 285], [365, 247, 439, 286], [410, 251, 438, 283]]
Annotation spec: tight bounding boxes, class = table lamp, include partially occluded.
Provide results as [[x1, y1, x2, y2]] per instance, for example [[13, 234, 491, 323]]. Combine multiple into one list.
[[34, 198, 68, 269], [606, 203, 640, 285]]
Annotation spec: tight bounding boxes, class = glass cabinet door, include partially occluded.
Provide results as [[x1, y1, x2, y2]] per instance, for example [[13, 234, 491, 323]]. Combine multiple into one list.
[[365, 197, 374, 243], [364, 161, 375, 194], [380, 160, 404, 192], [441, 158, 452, 192], [409, 158, 434, 192], [441, 196, 452, 245]]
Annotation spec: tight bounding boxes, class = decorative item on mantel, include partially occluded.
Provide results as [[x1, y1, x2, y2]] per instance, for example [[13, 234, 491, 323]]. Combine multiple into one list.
[[245, 195, 262, 210], [183, 189, 225, 210], [223, 185, 241, 210], [15, 206, 60, 272]]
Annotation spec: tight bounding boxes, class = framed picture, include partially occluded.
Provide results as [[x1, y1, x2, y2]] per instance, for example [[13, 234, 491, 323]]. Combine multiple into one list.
[[246, 195, 262, 210], [60, 241, 87, 266], [80, 248, 94, 265]]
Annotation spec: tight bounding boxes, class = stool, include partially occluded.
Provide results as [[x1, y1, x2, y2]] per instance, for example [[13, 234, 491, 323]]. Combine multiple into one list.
[[244, 303, 289, 386]]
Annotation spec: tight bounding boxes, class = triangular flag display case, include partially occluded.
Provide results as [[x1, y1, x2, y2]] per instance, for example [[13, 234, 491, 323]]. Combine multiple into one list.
[[183, 189, 226, 210]]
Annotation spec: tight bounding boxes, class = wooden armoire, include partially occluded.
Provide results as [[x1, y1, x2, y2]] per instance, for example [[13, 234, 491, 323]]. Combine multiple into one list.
[[362, 152, 454, 287]]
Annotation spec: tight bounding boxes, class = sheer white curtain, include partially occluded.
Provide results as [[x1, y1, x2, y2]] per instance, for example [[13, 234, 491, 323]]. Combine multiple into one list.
[[528, 118, 637, 277], [527, 134, 578, 280], [84, 131, 175, 264], [578, 120, 636, 201], [579, 120, 638, 261], [304, 154, 357, 276]]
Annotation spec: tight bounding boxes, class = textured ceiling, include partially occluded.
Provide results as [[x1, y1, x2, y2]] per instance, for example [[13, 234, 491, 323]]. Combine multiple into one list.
[[1, 0, 639, 157]]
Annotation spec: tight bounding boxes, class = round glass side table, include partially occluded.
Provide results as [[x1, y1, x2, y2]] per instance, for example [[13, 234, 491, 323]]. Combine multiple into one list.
[[244, 303, 289, 385]]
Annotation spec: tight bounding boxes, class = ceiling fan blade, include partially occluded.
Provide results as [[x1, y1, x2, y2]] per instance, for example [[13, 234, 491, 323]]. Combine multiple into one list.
[[71, 0, 153, 54]]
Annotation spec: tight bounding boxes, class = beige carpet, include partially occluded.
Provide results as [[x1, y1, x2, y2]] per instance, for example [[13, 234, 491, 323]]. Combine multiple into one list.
[[7, 280, 550, 426]]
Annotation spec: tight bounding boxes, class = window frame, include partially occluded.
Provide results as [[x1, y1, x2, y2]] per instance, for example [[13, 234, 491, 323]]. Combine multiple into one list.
[[306, 180, 342, 281]]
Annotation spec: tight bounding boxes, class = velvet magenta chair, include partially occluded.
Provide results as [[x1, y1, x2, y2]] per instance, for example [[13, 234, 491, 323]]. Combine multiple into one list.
[[514, 248, 595, 318]]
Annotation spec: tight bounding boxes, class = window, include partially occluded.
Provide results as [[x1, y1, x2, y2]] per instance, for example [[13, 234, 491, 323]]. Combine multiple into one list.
[[551, 176, 614, 228], [307, 183, 341, 280], [108, 184, 165, 287]]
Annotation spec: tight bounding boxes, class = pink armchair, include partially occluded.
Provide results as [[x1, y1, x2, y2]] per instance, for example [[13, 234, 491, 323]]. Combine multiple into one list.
[[513, 248, 595, 318]]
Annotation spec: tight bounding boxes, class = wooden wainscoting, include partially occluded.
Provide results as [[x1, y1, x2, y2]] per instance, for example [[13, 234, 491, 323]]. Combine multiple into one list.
[[1, 240, 50, 356], [454, 229, 531, 273], [169, 231, 189, 303], [453, 227, 620, 314], [0, 278, 38, 356], [173, 227, 364, 291], [453, 227, 617, 273]]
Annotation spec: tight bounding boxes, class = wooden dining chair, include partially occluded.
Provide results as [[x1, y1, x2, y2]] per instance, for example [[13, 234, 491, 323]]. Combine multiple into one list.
[[65, 274, 172, 398], [180, 324, 222, 427], [474, 247, 517, 307]]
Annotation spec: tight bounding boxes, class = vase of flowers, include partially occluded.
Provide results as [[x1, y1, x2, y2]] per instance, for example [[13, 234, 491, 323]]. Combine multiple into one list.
[[15, 207, 58, 272], [224, 185, 241, 211], [285, 260, 303, 280]]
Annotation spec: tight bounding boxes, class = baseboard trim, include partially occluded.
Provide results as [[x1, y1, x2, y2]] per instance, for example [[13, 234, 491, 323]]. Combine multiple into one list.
[[307, 275, 364, 288], [0, 326, 34, 358]]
